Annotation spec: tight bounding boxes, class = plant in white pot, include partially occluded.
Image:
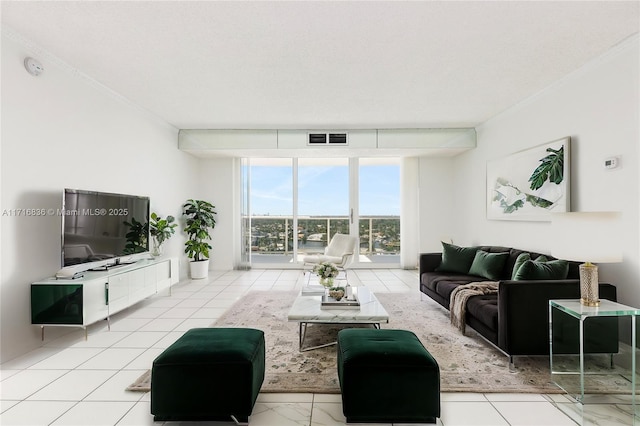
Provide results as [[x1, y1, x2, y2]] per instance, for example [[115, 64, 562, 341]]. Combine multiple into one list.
[[182, 199, 217, 279], [149, 212, 177, 257]]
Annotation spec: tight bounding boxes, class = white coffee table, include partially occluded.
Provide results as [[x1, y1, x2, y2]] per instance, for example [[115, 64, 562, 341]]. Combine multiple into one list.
[[287, 286, 389, 351]]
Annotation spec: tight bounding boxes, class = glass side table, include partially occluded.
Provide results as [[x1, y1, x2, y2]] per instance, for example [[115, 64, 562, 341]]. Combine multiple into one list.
[[549, 299, 639, 408]]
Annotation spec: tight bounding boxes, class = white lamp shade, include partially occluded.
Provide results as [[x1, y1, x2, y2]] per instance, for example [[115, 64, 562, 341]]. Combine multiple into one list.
[[551, 212, 622, 263]]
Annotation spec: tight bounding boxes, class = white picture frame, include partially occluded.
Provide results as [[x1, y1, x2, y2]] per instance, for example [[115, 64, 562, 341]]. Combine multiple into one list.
[[487, 137, 571, 221]]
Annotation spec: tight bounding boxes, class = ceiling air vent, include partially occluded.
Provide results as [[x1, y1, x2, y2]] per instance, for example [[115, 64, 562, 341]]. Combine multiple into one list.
[[308, 133, 327, 144], [307, 132, 348, 146], [329, 133, 347, 144]]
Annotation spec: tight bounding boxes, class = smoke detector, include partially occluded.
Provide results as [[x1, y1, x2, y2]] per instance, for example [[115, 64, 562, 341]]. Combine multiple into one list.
[[24, 57, 44, 76]]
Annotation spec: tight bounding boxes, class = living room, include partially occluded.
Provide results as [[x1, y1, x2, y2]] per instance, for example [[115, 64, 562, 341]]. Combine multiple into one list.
[[1, 2, 639, 425]]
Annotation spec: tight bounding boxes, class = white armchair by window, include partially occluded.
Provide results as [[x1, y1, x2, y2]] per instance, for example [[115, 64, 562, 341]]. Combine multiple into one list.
[[303, 233, 358, 278]]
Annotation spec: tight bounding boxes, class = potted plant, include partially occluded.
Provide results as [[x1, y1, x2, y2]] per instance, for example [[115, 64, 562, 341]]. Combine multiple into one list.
[[149, 212, 177, 257], [182, 199, 217, 279]]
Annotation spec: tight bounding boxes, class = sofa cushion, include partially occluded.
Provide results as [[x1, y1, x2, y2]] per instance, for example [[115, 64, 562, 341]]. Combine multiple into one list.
[[466, 295, 498, 332], [423, 273, 478, 293], [468, 251, 509, 280], [435, 242, 478, 274], [435, 279, 468, 305], [514, 259, 569, 280], [511, 253, 548, 280]]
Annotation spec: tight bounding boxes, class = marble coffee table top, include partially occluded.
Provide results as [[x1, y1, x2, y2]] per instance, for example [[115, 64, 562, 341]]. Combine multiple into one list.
[[287, 286, 389, 323]]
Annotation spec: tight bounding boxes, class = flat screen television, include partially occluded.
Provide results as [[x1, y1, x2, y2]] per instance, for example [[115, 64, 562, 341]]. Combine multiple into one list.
[[61, 188, 150, 267]]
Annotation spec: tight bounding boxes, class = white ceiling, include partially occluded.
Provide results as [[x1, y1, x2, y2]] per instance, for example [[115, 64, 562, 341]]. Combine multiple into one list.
[[2, 1, 638, 130]]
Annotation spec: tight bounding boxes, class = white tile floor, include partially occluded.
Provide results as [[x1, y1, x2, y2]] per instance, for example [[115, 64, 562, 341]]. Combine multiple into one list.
[[1, 269, 637, 426]]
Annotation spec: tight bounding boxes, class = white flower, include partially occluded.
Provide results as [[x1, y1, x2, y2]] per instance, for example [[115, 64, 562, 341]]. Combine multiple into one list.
[[313, 262, 338, 280]]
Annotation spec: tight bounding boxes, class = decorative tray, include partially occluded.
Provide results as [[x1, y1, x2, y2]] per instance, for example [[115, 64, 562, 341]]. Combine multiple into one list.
[[320, 293, 360, 310]]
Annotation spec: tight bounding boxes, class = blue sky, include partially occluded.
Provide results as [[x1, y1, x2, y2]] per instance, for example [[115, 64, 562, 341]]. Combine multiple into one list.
[[249, 162, 400, 216]]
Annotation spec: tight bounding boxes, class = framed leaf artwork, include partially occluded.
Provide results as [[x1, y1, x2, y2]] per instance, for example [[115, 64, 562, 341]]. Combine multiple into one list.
[[486, 137, 571, 221]]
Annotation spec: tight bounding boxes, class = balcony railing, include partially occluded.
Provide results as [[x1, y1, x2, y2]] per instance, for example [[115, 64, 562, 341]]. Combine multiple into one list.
[[248, 215, 400, 256]]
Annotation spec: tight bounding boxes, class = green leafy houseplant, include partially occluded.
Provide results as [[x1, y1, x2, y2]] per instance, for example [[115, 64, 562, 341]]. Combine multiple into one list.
[[149, 212, 177, 256], [123, 217, 149, 254], [182, 199, 217, 262]]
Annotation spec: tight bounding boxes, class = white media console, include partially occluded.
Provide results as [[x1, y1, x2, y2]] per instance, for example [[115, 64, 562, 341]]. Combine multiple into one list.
[[31, 257, 179, 339]]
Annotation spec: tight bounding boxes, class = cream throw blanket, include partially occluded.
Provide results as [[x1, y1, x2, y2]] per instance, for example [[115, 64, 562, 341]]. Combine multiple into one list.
[[450, 282, 499, 334]]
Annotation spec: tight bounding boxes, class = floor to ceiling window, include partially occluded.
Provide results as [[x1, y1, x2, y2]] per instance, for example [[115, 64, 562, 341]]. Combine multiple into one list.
[[358, 158, 401, 265], [297, 158, 350, 259], [247, 158, 294, 264], [247, 157, 400, 268]]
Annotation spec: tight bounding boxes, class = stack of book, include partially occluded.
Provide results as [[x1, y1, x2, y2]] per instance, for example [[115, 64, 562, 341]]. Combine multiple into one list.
[[301, 283, 326, 296]]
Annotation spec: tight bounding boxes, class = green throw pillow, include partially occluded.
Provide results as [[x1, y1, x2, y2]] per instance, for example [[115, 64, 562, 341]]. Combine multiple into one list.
[[513, 258, 569, 280], [511, 253, 531, 280], [511, 253, 549, 280], [435, 242, 479, 274], [468, 250, 509, 280]]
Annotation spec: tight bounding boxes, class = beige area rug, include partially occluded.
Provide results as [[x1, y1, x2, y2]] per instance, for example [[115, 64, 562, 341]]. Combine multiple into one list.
[[127, 291, 632, 394]]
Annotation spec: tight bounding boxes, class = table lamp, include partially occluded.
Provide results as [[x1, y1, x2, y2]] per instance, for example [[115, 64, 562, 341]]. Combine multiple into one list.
[[551, 212, 622, 306]]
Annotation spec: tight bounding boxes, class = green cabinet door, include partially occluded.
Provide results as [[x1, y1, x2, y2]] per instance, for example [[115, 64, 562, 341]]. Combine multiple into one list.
[[31, 284, 83, 325]]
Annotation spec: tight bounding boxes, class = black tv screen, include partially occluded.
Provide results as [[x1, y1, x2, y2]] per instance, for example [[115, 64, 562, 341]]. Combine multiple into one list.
[[62, 189, 150, 267]]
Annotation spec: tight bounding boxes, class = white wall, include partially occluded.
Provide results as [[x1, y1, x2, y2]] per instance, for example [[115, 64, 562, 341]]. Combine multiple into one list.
[[400, 157, 420, 268], [449, 37, 639, 306], [0, 34, 199, 362], [418, 156, 456, 253], [198, 157, 239, 271]]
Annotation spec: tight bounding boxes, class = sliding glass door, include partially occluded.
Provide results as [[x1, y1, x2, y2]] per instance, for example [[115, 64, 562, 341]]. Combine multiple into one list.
[[247, 157, 400, 268], [297, 158, 350, 258]]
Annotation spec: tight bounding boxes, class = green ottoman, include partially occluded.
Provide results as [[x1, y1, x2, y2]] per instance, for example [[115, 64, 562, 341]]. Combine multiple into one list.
[[151, 328, 265, 423], [337, 329, 440, 424]]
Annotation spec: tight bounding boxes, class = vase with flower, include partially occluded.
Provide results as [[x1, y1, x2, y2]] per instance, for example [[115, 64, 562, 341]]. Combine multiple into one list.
[[312, 262, 339, 296]]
